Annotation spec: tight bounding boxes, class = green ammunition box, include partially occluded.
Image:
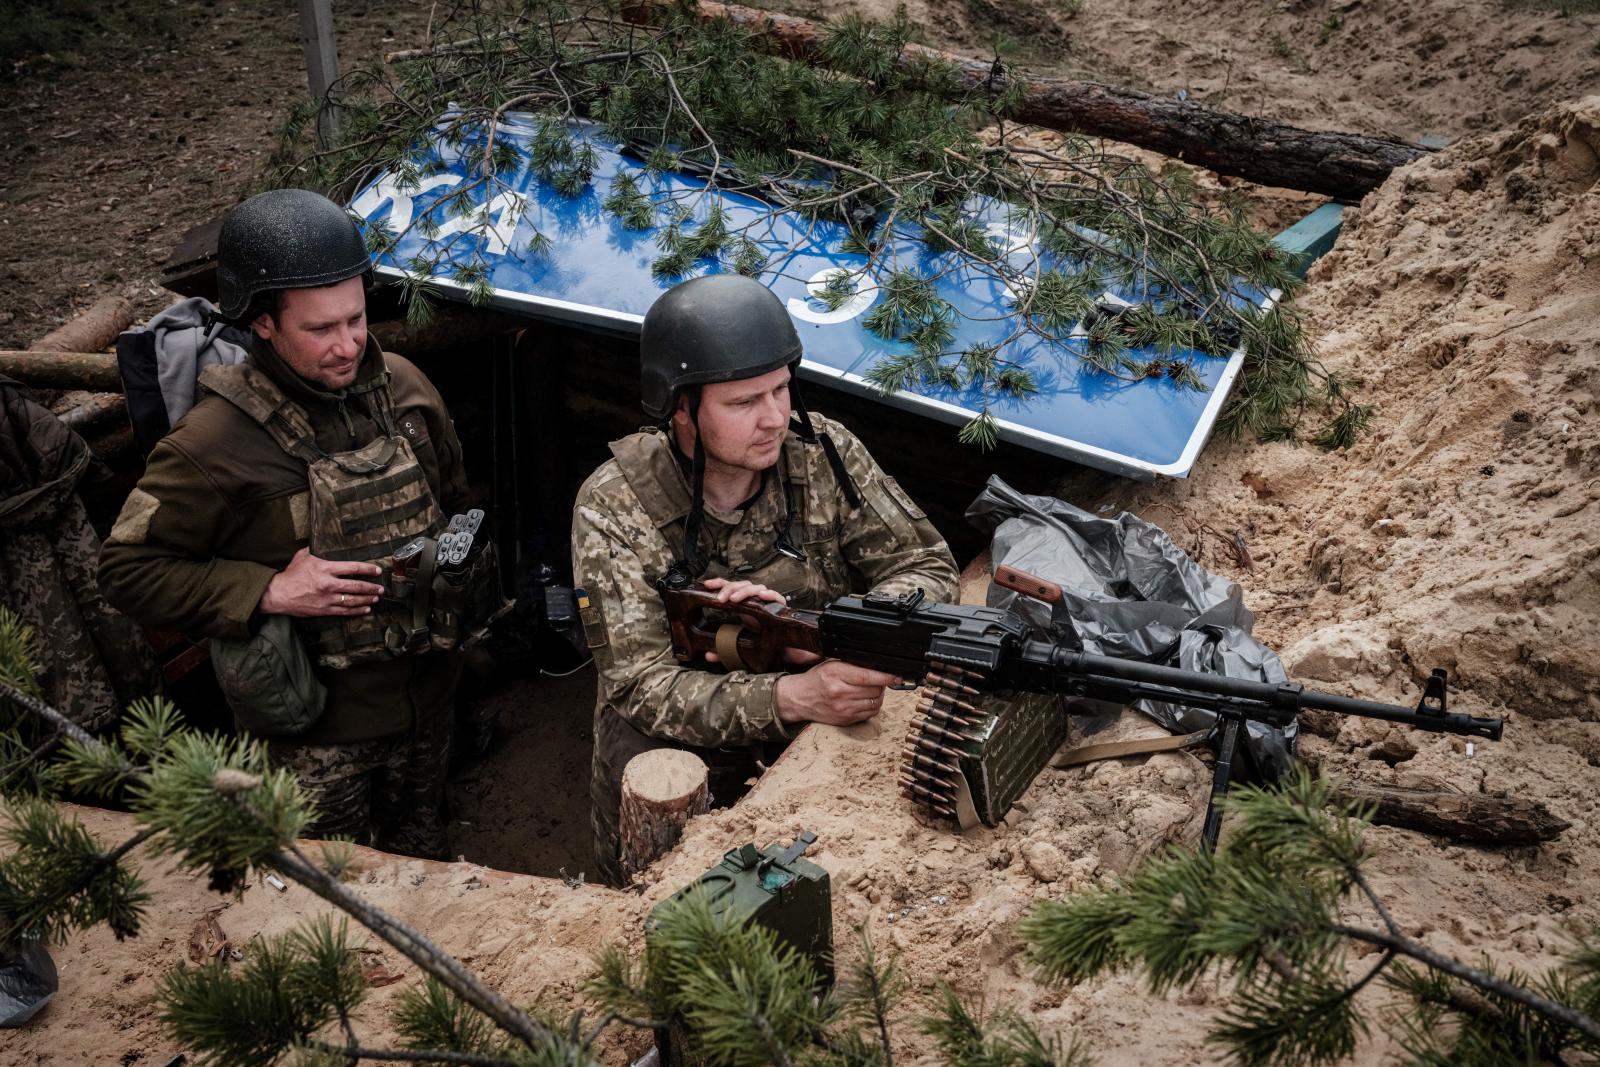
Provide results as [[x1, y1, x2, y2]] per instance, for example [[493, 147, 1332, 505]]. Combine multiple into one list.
[[651, 833, 834, 986], [962, 692, 1071, 826]]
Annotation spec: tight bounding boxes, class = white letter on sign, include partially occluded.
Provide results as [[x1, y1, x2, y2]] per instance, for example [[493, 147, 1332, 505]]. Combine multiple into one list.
[[787, 268, 878, 325], [428, 191, 528, 256], [350, 173, 462, 233]]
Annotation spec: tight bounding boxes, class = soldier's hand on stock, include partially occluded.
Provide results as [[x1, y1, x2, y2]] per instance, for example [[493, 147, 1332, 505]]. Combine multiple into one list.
[[701, 577, 783, 605], [775, 660, 903, 728], [701, 578, 820, 666], [259, 547, 384, 618]]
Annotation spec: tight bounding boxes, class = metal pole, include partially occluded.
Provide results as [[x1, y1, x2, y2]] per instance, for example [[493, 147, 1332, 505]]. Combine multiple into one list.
[[297, 0, 343, 148]]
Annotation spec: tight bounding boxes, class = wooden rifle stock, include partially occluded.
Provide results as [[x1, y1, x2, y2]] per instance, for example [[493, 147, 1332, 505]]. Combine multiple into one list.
[[661, 585, 826, 673]]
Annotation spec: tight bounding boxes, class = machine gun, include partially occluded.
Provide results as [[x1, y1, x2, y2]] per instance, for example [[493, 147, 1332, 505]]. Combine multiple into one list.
[[660, 571, 1503, 851]]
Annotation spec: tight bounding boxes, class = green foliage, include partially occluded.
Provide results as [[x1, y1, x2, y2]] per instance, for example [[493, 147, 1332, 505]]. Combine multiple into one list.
[[0, 795, 149, 950], [597, 889, 831, 1065], [924, 987, 1096, 1067], [264, 0, 1355, 450], [133, 731, 312, 893], [158, 917, 366, 1067], [1314, 402, 1375, 451], [395, 976, 501, 1057], [1384, 955, 1593, 1065], [1020, 768, 1600, 1067]]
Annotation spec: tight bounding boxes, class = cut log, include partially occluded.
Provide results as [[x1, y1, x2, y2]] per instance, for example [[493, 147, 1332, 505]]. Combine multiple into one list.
[[32, 294, 135, 354], [618, 0, 1427, 199], [1331, 780, 1570, 846], [0, 351, 122, 393], [619, 749, 710, 883], [58, 392, 129, 432]]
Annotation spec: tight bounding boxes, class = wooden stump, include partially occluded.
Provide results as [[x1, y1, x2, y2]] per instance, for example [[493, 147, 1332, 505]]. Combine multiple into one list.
[[619, 749, 710, 883]]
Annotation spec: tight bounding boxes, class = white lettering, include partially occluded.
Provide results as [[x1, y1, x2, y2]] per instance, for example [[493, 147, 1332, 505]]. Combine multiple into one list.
[[427, 190, 528, 256], [350, 172, 462, 233], [787, 268, 878, 325]]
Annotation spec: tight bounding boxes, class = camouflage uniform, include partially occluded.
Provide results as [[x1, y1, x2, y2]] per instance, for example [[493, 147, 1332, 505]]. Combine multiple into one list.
[[100, 338, 469, 858], [573, 414, 958, 883], [0, 377, 160, 731]]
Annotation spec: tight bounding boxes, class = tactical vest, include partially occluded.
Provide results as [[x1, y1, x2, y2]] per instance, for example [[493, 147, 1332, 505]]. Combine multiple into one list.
[[608, 430, 851, 610], [200, 362, 444, 669]]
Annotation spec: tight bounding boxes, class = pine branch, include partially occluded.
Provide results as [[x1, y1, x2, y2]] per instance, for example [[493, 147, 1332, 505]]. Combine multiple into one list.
[[265, 835, 555, 1052], [1329, 923, 1600, 1045]]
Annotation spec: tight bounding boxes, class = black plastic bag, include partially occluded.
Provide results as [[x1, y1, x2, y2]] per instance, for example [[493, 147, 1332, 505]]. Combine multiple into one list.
[[0, 941, 58, 1027], [967, 475, 1296, 781]]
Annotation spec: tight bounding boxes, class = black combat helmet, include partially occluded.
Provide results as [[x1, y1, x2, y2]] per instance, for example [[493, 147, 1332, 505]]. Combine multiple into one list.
[[639, 273, 801, 419], [215, 188, 372, 322], [639, 273, 860, 585]]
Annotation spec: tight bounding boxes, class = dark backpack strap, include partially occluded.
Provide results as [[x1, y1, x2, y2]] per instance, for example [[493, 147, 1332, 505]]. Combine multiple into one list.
[[115, 330, 169, 456]]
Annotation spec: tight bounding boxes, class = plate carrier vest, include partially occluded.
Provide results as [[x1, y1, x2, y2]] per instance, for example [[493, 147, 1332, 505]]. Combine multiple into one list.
[[200, 362, 445, 669]]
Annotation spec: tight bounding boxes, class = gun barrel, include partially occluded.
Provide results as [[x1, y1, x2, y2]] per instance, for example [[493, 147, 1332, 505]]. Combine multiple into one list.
[[1034, 646, 1501, 740]]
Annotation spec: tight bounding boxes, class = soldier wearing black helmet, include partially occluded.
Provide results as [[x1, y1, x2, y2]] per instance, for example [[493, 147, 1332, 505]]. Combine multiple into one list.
[[99, 188, 473, 859], [573, 273, 959, 884]]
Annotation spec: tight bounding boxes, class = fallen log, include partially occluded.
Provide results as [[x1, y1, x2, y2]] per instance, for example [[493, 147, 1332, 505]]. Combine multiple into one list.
[[0, 351, 122, 393], [32, 294, 135, 354], [619, 748, 710, 884], [1332, 779, 1570, 847], [619, 0, 1428, 199], [58, 392, 129, 432]]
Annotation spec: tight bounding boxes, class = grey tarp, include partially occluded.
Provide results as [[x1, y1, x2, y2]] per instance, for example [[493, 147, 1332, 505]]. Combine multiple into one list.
[[966, 476, 1296, 780]]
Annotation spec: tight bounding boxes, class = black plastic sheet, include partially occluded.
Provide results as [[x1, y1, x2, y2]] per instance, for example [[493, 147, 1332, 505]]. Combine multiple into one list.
[[0, 941, 57, 1027], [967, 476, 1296, 780]]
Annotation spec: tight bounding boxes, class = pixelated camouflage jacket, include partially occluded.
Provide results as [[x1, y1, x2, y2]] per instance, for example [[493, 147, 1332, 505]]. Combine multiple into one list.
[[572, 414, 958, 749], [98, 337, 470, 744], [1, 376, 160, 731]]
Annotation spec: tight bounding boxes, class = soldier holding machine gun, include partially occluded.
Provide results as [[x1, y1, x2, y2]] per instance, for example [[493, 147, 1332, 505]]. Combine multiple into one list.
[[572, 274, 959, 885]]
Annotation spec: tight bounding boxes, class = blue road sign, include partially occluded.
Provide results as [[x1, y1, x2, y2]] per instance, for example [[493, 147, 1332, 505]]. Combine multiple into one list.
[[350, 117, 1278, 479]]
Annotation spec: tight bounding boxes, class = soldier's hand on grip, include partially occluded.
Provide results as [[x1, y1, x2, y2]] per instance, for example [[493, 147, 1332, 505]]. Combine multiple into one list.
[[259, 547, 384, 618], [775, 659, 903, 727]]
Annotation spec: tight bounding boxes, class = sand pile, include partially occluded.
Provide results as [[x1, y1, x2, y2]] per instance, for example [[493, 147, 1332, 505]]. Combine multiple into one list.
[[10, 100, 1600, 1066]]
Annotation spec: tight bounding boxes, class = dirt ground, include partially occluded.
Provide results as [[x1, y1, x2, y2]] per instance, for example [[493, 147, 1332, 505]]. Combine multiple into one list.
[[2, 0, 1599, 1064]]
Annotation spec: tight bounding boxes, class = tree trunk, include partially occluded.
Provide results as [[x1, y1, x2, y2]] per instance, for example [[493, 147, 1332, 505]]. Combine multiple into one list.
[[0, 351, 123, 393], [619, 749, 710, 883], [618, 0, 1427, 200], [1331, 780, 1570, 846], [32, 294, 135, 354]]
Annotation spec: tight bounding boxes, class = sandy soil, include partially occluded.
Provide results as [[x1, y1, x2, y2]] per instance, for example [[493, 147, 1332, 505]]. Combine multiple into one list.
[[2, 1, 1598, 1064]]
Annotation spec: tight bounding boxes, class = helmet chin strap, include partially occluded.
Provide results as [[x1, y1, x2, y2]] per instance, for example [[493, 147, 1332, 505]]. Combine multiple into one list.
[[789, 377, 862, 510], [677, 388, 709, 581]]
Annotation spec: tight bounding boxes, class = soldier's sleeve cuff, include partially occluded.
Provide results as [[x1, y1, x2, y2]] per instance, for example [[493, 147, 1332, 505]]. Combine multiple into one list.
[[751, 674, 791, 741], [212, 560, 280, 640]]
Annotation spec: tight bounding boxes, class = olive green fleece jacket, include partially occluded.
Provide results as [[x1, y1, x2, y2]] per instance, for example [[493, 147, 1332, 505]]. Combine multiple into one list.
[[98, 336, 471, 744]]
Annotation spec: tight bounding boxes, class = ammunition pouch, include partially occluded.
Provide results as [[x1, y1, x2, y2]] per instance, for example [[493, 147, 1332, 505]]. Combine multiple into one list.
[[211, 613, 328, 737], [427, 539, 513, 650], [378, 535, 513, 656]]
